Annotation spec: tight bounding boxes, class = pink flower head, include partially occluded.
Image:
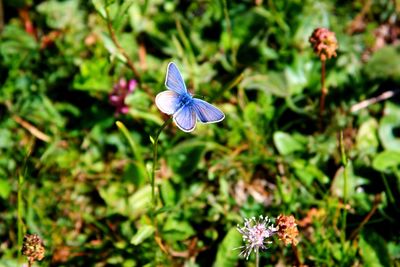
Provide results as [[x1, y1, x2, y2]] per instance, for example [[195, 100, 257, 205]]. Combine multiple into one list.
[[109, 78, 137, 115], [236, 215, 277, 260]]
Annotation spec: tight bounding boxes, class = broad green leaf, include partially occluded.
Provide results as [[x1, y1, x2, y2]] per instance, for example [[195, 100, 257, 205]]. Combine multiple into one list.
[[0, 179, 12, 199], [130, 225, 155, 245], [167, 141, 206, 176], [73, 58, 112, 92], [98, 183, 127, 215], [372, 151, 400, 172], [378, 102, 400, 152], [331, 161, 367, 198], [359, 230, 391, 267], [356, 118, 379, 155], [127, 185, 152, 220], [240, 71, 288, 97], [364, 46, 400, 82], [214, 227, 241, 267], [273, 131, 305, 155], [160, 180, 176, 206], [293, 159, 329, 186], [92, 0, 107, 18], [162, 218, 195, 242]]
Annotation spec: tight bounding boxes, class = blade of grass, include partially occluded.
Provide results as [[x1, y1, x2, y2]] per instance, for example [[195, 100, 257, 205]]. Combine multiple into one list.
[[116, 121, 148, 180]]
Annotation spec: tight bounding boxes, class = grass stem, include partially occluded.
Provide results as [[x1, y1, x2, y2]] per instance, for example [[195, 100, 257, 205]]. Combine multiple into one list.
[[339, 131, 348, 243], [150, 118, 172, 226]]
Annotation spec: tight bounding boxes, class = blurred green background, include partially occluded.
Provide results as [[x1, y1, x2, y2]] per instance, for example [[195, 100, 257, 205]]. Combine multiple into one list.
[[1, 0, 400, 266]]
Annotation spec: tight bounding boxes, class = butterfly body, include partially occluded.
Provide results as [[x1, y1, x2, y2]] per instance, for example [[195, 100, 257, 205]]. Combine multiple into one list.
[[177, 93, 193, 110], [155, 62, 225, 132]]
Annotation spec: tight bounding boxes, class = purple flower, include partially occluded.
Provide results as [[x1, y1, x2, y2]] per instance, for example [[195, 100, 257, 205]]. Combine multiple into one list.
[[109, 78, 137, 115], [236, 215, 277, 260]]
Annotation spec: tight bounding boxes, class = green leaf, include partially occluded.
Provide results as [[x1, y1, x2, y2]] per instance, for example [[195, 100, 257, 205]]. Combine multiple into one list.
[[364, 46, 400, 82], [240, 71, 288, 97], [214, 227, 242, 267], [167, 141, 206, 176], [359, 230, 391, 267], [273, 131, 305, 155], [92, 0, 107, 18], [73, 58, 112, 92], [130, 225, 155, 245], [356, 118, 379, 155], [378, 102, 400, 152], [98, 183, 127, 215], [162, 218, 195, 242], [37, 0, 84, 29], [372, 151, 400, 172], [160, 180, 176, 206], [0, 179, 12, 199], [331, 161, 366, 198], [99, 32, 126, 62], [127, 185, 152, 220]]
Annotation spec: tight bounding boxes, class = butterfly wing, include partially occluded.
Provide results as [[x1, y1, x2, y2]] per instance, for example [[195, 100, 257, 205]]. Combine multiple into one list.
[[165, 62, 187, 95], [173, 104, 197, 132], [155, 90, 180, 115], [192, 98, 225, 124]]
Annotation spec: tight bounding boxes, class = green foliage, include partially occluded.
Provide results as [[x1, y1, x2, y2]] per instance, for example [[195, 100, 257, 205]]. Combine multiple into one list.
[[1, 0, 400, 266]]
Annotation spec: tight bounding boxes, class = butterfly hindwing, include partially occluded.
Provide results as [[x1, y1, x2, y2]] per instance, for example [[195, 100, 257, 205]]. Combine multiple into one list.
[[173, 104, 197, 132], [165, 62, 187, 95], [157, 62, 225, 132], [192, 98, 225, 123], [155, 90, 180, 115]]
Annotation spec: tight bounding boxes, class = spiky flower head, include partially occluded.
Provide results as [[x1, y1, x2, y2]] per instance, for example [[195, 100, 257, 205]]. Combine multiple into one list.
[[276, 214, 299, 246], [21, 233, 45, 264], [309, 28, 338, 61], [236, 215, 277, 260]]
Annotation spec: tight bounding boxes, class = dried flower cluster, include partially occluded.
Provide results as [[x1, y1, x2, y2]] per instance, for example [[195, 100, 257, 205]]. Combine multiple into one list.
[[309, 28, 338, 61], [236, 215, 277, 260], [276, 214, 299, 246], [21, 234, 45, 264], [109, 78, 137, 115]]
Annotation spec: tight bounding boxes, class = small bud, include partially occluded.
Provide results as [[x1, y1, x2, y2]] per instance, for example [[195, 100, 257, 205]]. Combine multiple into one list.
[[276, 214, 299, 246], [309, 28, 338, 61], [22, 234, 45, 264], [109, 78, 137, 115]]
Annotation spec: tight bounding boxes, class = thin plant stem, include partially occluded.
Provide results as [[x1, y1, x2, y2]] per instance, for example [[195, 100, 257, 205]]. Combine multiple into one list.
[[292, 244, 301, 266], [255, 247, 259, 267], [339, 131, 348, 243], [18, 174, 24, 261], [104, 7, 142, 86], [319, 59, 327, 126], [349, 194, 381, 240], [18, 145, 32, 262], [150, 117, 173, 225]]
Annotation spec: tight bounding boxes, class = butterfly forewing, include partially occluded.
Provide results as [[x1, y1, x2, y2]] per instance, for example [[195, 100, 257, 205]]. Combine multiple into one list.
[[165, 62, 187, 95], [192, 98, 225, 123], [155, 90, 180, 115], [173, 104, 197, 132]]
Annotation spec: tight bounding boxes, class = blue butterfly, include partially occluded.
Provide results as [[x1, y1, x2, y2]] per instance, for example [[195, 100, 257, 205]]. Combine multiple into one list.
[[156, 62, 225, 132]]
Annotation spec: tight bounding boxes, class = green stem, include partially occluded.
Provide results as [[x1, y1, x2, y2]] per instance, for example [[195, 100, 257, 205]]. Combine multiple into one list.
[[104, 7, 142, 86], [150, 117, 172, 222], [339, 131, 348, 243], [17, 174, 24, 261], [255, 247, 260, 267]]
